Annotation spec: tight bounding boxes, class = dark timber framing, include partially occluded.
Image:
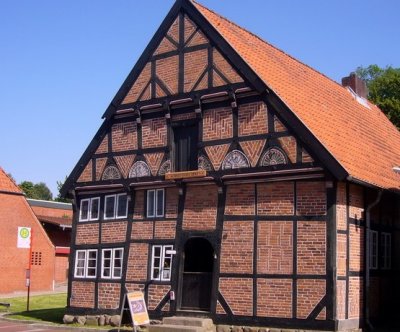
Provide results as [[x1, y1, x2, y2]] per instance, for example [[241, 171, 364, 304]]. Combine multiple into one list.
[[60, 0, 400, 331]]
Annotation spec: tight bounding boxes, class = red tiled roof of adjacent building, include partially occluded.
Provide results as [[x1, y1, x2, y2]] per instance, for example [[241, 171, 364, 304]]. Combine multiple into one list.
[[36, 215, 73, 227], [192, 1, 400, 191], [0, 167, 22, 194]]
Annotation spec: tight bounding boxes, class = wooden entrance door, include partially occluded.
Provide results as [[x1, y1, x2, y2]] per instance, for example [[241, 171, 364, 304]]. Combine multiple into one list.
[[180, 237, 214, 311]]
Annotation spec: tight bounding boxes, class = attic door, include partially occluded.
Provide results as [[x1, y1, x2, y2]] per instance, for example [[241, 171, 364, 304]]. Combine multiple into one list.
[[173, 121, 199, 172]]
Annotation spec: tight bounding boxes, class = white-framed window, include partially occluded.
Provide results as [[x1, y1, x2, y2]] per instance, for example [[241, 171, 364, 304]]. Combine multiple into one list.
[[79, 197, 100, 221], [104, 194, 129, 220], [147, 189, 164, 218], [381, 232, 391, 269], [74, 249, 97, 278], [151, 245, 173, 281], [102, 248, 124, 279], [370, 230, 378, 270]]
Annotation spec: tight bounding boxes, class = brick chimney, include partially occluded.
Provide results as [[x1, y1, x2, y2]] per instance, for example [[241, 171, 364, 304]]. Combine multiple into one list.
[[342, 72, 368, 99]]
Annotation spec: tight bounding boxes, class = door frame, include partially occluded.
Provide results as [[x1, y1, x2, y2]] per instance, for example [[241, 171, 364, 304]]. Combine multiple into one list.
[[176, 232, 218, 312]]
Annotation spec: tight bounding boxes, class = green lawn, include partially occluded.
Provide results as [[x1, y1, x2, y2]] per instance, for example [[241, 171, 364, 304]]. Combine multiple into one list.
[[0, 293, 67, 324]]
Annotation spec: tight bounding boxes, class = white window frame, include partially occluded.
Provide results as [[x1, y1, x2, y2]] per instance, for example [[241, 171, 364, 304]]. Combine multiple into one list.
[[104, 194, 129, 220], [116, 194, 129, 219], [381, 232, 391, 270], [370, 230, 378, 270], [146, 189, 165, 218], [101, 248, 124, 279], [151, 245, 173, 281], [74, 249, 97, 278], [79, 197, 100, 221]]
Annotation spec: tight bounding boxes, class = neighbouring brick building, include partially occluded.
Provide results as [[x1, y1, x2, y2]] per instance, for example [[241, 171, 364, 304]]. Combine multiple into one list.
[[61, 1, 400, 331], [0, 168, 71, 294], [27, 199, 72, 285]]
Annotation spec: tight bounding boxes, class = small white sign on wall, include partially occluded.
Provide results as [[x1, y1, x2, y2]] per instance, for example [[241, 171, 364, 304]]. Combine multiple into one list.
[[17, 227, 31, 248]]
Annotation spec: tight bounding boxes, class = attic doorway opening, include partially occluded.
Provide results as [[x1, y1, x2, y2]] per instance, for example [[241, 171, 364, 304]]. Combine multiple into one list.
[[180, 237, 214, 311]]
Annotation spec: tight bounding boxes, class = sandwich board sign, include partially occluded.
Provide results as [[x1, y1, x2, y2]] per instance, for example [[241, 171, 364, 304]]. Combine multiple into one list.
[[17, 227, 31, 248], [127, 291, 150, 326]]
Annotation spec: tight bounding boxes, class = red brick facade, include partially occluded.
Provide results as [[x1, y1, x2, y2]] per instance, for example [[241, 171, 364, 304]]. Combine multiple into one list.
[[62, 2, 400, 330]]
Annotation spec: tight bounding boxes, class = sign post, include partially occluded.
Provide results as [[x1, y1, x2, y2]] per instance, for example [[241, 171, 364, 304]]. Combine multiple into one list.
[[118, 289, 149, 332], [17, 227, 32, 312]]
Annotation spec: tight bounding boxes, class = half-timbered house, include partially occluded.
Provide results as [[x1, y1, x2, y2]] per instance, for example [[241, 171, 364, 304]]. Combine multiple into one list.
[[61, 1, 400, 330]]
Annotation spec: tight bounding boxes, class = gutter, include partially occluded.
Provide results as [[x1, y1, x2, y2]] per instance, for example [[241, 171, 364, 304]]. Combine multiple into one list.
[[364, 189, 383, 332]]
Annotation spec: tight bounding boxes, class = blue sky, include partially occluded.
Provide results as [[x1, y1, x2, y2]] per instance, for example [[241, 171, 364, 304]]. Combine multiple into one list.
[[0, 0, 399, 196]]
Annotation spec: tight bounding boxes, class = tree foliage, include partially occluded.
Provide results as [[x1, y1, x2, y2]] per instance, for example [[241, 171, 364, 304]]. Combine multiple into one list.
[[356, 65, 400, 129], [54, 177, 71, 203], [19, 181, 53, 201]]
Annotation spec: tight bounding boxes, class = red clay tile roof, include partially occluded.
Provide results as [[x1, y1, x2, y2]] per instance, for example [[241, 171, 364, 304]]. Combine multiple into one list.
[[0, 167, 22, 194], [192, 1, 400, 190], [36, 215, 72, 227]]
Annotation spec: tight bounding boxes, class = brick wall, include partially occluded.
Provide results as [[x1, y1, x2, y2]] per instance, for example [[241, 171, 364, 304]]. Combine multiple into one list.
[[131, 221, 153, 240], [203, 107, 233, 141], [122, 63, 151, 104], [126, 243, 148, 281], [75, 223, 99, 245], [77, 160, 92, 182], [257, 279, 292, 318], [156, 56, 179, 95], [257, 182, 294, 215], [257, 221, 293, 274], [348, 277, 363, 319], [184, 49, 208, 93], [219, 278, 253, 316], [101, 221, 127, 243], [349, 184, 364, 220], [225, 184, 255, 215], [154, 221, 176, 239], [336, 279, 346, 320], [70, 281, 95, 308], [238, 102, 267, 136], [165, 187, 179, 218], [278, 136, 297, 163], [183, 185, 218, 230], [148, 284, 170, 310], [96, 135, 108, 154], [133, 191, 144, 220], [297, 279, 326, 319], [98, 283, 121, 309], [336, 182, 347, 230], [297, 221, 326, 275], [220, 221, 253, 273], [141, 118, 167, 148], [337, 233, 347, 277], [111, 123, 137, 152], [349, 224, 364, 272], [296, 181, 326, 216]]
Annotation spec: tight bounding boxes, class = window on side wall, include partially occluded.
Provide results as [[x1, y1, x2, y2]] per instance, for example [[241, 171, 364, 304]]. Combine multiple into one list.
[[381, 232, 391, 269], [151, 245, 173, 281], [74, 249, 97, 278], [102, 248, 124, 279], [104, 194, 129, 220], [146, 189, 164, 218], [79, 197, 100, 221], [370, 230, 378, 270]]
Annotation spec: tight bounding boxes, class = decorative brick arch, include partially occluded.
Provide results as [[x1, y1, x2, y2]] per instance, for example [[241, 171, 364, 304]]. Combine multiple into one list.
[[129, 161, 151, 178], [221, 150, 250, 170], [260, 147, 288, 166], [102, 165, 121, 180]]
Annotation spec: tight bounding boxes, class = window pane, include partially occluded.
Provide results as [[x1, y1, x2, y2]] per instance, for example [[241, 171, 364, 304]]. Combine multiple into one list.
[[156, 189, 164, 217], [90, 198, 100, 220], [80, 200, 89, 220], [147, 190, 155, 217], [117, 194, 128, 218], [105, 196, 116, 219], [154, 246, 161, 257], [152, 268, 160, 280]]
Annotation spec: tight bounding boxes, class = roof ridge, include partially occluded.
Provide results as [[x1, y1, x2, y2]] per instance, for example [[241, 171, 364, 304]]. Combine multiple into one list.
[[191, 0, 348, 92], [0, 166, 22, 193]]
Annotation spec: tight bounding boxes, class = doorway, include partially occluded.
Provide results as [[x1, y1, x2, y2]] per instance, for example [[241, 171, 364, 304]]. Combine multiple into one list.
[[180, 237, 214, 311]]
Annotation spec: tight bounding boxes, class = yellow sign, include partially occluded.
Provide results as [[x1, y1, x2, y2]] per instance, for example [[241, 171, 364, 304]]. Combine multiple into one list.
[[127, 292, 150, 326], [165, 169, 207, 180]]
